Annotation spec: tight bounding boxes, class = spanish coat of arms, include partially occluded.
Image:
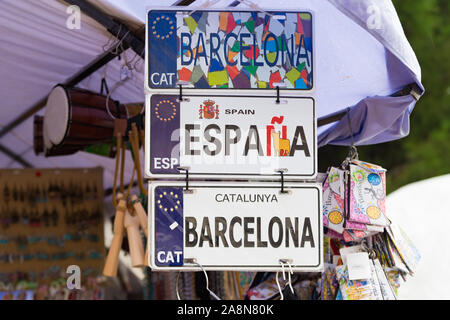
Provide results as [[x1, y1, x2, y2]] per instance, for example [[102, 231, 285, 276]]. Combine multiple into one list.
[[199, 100, 219, 119]]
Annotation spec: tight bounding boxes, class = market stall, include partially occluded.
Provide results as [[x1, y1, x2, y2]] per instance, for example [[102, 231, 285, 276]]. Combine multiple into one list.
[[0, 0, 424, 300]]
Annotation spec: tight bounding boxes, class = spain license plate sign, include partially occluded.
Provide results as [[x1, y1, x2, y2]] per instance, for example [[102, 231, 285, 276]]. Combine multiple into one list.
[[146, 9, 313, 91], [149, 182, 323, 271], [145, 94, 316, 179]]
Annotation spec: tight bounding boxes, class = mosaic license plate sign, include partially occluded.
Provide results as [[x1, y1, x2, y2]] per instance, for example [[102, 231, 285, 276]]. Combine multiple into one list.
[[146, 9, 313, 91], [145, 94, 316, 179], [149, 182, 323, 271]]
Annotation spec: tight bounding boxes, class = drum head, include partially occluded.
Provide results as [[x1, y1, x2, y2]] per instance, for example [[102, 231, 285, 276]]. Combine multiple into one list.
[[43, 122, 52, 150], [44, 85, 70, 146]]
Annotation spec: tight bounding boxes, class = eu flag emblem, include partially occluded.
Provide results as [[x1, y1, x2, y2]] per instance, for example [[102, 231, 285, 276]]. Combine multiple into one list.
[[150, 95, 180, 175], [151, 14, 175, 40], [154, 187, 184, 266], [148, 11, 177, 88]]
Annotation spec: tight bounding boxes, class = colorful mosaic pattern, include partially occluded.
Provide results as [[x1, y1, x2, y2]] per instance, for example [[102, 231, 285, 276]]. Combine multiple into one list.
[[148, 10, 313, 89]]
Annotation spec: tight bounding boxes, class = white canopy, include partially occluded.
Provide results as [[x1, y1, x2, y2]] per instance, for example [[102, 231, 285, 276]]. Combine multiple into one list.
[[0, 0, 183, 189], [0, 0, 422, 190]]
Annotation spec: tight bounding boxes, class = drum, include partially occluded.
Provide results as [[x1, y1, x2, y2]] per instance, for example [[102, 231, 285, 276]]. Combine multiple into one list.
[[43, 85, 129, 156], [34, 115, 76, 156]]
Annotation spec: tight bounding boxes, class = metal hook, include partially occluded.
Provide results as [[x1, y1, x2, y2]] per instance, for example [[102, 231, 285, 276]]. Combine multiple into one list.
[[176, 271, 182, 300], [345, 108, 359, 160], [235, 0, 279, 18], [281, 260, 294, 294], [184, 258, 221, 300], [102, 24, 122, 53], [286, 261, 294, 294], [281, 263, 286, 280], [185, 0, 223, 17], [275, 270, 284, 300], [279, 259, 294, 294], [361, 239, 370, 251], [361, 239, 377, 260], [349, 145, 359, 160]]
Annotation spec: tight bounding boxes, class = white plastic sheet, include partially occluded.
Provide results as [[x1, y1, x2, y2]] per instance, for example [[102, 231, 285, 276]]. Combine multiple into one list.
[[0, 0, 423, 190]]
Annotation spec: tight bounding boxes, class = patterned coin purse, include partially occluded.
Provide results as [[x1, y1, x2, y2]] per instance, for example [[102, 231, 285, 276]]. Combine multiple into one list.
[[346, 160, 389, 227], [323, 160, 389, 241]]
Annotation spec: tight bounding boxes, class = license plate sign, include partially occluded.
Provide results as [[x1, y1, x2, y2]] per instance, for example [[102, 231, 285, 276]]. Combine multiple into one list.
[[146, 9, 313, 91], [145, 94, 316, 179], [149, 182, 323, 271]]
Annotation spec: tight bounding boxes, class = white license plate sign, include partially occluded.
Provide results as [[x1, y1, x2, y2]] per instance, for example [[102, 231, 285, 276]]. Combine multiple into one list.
[[145, 95, 316, 179], [149, 182, 323, 271]]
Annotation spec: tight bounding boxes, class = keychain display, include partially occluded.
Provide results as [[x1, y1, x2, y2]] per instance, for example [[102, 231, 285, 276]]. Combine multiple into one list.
[[131, 160, 420, 301], [317, 151, 420, 300], [222, 149, 421, 301], [0, 168, 105, 296], [323, 159, 388, 242], [318, 149, 420, 300], [241, 226, 419, 300]]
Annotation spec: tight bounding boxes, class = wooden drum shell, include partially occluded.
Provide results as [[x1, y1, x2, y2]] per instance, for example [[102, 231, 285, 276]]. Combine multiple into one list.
[[43, 85, 128, 156]]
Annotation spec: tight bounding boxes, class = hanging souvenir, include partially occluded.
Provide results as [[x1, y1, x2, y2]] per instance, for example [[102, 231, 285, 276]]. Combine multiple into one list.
[[346, 160, 389, 228]]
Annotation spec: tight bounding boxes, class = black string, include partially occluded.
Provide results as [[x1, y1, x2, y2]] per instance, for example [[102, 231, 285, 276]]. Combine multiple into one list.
[[114, 101, 122, 119], [100, 78, 109, 96], [276, 86, 280, 104], [346, 108, 358, 160], [346, 107, 355, 147], [177, 167, 190, 192], [179, 84, 183, 102], [278, 170, 287, 193]]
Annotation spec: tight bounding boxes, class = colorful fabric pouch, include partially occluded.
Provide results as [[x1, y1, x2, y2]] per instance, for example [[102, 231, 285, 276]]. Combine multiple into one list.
[[346, 160, 389, 227]]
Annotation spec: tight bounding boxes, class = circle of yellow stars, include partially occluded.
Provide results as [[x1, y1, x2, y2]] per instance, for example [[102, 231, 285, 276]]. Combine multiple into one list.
[[157, 191, 181, 213], [155, 99, 177, 122], [152, 15, 175, 40]]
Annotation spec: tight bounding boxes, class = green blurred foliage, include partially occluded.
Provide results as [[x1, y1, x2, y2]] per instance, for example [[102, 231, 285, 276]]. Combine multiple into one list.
[[319, 0, 450, 193]]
